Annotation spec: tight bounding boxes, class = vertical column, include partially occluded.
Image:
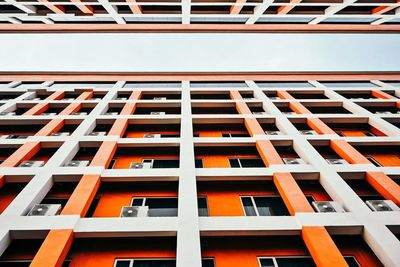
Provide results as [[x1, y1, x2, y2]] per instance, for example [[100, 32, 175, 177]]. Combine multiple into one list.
[[273, 172, 314, 215], [30, 229, 74, 267], [59, 90, 93, 115], [302, 226, 348, 267], [176, 81, 202, 267]]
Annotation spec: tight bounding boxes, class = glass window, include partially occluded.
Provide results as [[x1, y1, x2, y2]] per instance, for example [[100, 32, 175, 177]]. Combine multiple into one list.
[[229, 158, 264, 168], [259, 258, 275, 267], [198, 197, 209, 216], [152, 160, 179, 168], [276, 257, 316, 267], [115, 260, 132, 267], [202, 259, 215, 267], [195, 159, 203, 168], [133, 260, 175, 267], [320, 82, 375, 88], [241, 196, 289, 216], [256, 82, 312, 88]]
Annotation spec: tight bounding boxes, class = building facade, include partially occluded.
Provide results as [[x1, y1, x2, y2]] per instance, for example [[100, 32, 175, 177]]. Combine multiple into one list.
[[0, 73, 398, 267]]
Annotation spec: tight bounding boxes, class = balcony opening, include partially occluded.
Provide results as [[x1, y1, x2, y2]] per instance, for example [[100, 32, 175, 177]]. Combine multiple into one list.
[[192, 103, 238, 114], [0, 147, 19, 164], [322, 119, 386, 137], [263, 91, 280, 100], [257, 118, 280, 134], [65, 146, 99, 167], [193, 119, 249, 137], [191, 91, 231, 100], [357, 102, 399, 114], [87, 122, 114, 136], [0, 180, 29, 214], [352, 144, 400, 167], [140, 91, 181, 100], [17, 146, 59, 168], [288, 91, 328, 100], [0, 92, 23, 100], [134, 104, 181, 115], [122, 120, 180, 138], [312, 144, 347, 165], [105, 105, 123, 115], [248, 103, 267, 114], [290, 118, 318, 135], [50, 120, 81, 136], [195, 145, 265, 168], [198, 181, 289, 216], [301, 103, 351, 114], [0, 121, 45, 138], [275, 145, 304, 164], [110, 146, 179, 169], [336, 90, 377, 100]]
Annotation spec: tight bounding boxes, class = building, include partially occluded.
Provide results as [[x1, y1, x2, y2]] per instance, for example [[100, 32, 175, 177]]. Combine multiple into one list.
[[0, 73, 398, 267]]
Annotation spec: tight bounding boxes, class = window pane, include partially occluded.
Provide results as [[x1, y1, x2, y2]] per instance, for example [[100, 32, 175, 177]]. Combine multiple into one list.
[[344, 256, 360, 267], [254, 197, 290, 216], [115, 260, 131, 267], [202, 259, 215, 267], [198, 197, 208, 216], [195, 159, 203, 168], [239, 159, 265, 168], [276, 257, 316, 267], [229, 159, 241, 168], [259, 258, 275, 267], [146, 198, 178, 217], [132, 198, 144, 206], [152, 160, 179, 168], [133, 260, 176, 267], [241, 197, 257, 216]]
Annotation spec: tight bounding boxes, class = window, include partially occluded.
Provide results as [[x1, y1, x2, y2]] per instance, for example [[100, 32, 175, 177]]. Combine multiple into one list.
[[114, 258, 214, 267], [130, 197, 208, 217], [195, 159, 203, 168], [366, 157, 382, 167], [259, 256, 359, 267], [152, 160, 179, 168], [160, 134, 180, 138], [198, 197, 208, 216], [229, 158, 265, 168], [241, 196, 289, 216]]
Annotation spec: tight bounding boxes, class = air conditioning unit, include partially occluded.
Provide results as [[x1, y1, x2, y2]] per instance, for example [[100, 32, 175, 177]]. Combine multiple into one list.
[[63, 98, 75, 101], [27, 204, 62, 216], [252, 112, 267, 115], [88, 131, 107, 136], [269, 96, 280, 100], [0, 112, 16, 116], [265, 130, 282, 135], [350, 98, 364, 100], [366, 200, 400, 212], [30, 97, 41, 101], [120, 206, 149, 217], [375, 111, 392, 114], [154, 97, 167, 100], [72, 112, 87, 115], [150, 112, 166, 115], [64, 160, 89, 167], [144, 134, 161, 138], [105, 112, 119, 115], [40, 112, 57, 116], [326, 158, 348, 165], [312, 201, 345, 213], [0, 135, 11, 139], [50, 132, 70, 136], [116, 97, 127, 100], [15, 135, 28, 139], [299, 130, 317, 135], [243, 98, 254, 100], [282, 111, 296, 115], [282, 158, 306, 165], [19, 161, 45, 167], [129, 161, 153, 169]]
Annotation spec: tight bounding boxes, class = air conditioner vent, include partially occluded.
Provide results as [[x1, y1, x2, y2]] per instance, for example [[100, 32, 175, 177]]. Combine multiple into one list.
[[64, 160, 90, 167], [71, 112, 87, 115], [282, 158, 306, 165], [88, 131, 107, 136], [312, 201, 345, 213], [40, 113, 57, 116], [366, 200, 400, 212], [19, 161, 45, 167], [105, 112, 119, 115], [150, 112, 166, 115], [144, 134, 161, 138], [265, 131, 282, 135], [154, 97, 167, 100], [299, 130, 317, 135], [129, 161, 153, 169], [252, 112, 267, 115], [326, 158, 348, 165], [50, 132, 70, 136], [120, 206, 149, 217], [0, 112, 16, 116], [27, 204, 62, 216]]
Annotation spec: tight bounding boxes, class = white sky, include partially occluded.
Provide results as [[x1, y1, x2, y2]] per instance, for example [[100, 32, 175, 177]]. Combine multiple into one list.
[[0, 33, 399, 72]]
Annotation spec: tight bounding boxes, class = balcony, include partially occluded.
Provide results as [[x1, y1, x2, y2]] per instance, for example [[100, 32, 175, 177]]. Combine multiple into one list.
[[193, 119, 249, 138]]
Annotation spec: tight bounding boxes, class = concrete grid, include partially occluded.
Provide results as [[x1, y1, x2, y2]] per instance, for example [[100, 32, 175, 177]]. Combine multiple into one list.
[[0, 79, 398, 266]]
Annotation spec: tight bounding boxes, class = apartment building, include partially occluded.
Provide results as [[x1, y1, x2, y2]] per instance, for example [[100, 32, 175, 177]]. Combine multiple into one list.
[[0, 74, 398, 267]]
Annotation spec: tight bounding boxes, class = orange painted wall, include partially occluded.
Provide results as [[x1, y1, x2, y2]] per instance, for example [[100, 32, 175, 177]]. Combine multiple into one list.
[[113, 155, 179, 169], [364, 154, 400, 166], [124, 131, 180, 138], [198, 151, 261, 168], [198, 181, 281, 216], [92, 183, 178, 217]]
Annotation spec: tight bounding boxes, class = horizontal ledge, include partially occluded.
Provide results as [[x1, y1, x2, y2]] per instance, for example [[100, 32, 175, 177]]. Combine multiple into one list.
[[1, 72, 400, 82], [1, 24, 400, 33]]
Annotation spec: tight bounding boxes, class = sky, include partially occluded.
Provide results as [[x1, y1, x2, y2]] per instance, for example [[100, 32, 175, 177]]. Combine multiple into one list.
[[0, 33, 399, 72]]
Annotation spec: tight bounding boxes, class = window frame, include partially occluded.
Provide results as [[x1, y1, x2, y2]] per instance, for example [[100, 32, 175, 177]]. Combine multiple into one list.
[[240, 195, 284, 217], [258, 256, 360, 267]]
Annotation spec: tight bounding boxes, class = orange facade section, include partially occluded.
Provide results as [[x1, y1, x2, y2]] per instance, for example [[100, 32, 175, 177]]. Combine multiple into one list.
[[330, 140, 371, 164], [302, 226, 348, 267], [0, 142, 41, 167], [366, 172, 400, 205], [307, 118, 336, 135], [30, 229, 74, 267], [273, 172, 314, 215], [35, 119, 65, 136]]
